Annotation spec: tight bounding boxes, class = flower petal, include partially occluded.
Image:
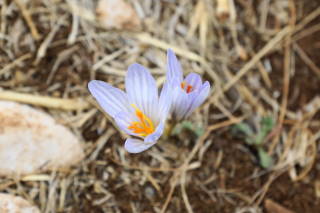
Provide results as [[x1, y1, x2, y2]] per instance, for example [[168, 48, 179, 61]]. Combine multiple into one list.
[[184, 73, 202, 90], [125, 63, 158, 119], [167, 49, 183, 83], [185, 81, 210, 118], [158, 82, 173, 122], [114, 111, 137, 136], [124, 138, 156, 153], [88, 80, 129, 117], [144, 121, 164, 143], [172, 89, 190, 120]]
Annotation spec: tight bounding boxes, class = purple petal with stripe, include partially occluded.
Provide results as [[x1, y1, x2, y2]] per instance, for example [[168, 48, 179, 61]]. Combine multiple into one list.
[[124, 138, 156, 153], [88, 80, 129, 117], [158, 82, 173, 122], [125, 63, 158, 119], [167, 49, 183, 83], [144, 121, 164, 143], [184, 73, 202, 91], [185, 81, 210, 118], [114, 111, 138, 136], [172, 89, 190, 120]]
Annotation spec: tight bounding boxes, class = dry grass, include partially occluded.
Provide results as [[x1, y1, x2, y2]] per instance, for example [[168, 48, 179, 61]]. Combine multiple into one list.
[[0, 0, 320, 212]]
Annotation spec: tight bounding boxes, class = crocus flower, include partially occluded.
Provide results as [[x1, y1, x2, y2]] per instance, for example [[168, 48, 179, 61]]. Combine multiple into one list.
[[88, 64, 172, 153], [166, 49, 210, 120]]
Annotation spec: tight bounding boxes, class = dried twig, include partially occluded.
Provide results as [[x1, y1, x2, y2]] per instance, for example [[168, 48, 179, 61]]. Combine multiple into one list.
[[0, 90, 90, 110], [293, 43, 320, 79], [13, 0, 41, 40]]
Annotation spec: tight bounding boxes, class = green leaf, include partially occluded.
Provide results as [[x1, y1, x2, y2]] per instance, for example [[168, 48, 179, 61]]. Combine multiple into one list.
[[181, 121, 194, 130], [260, 116, 274, 137], [171, 121, 204, 137], [172, 123, 183, 136], [261, 116, 274, 132], [245, 137, 255, 145], [254, 116, 275, 145], [254, 131, 265, 145], [258, 148, 273, 169], [194, 126, 205, 137], [232, 123, 254, 136]]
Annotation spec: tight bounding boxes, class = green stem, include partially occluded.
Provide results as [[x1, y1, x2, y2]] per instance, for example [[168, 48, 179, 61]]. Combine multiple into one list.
[[163, 120, 177, 139]]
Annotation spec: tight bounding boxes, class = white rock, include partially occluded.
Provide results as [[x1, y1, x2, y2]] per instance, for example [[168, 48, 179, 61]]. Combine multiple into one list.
[[0, 193, 40, 213], [96, 0, 141, 30], [0, 101, 84, 176]]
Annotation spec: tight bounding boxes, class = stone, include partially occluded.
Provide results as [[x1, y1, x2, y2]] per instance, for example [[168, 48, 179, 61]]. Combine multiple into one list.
[[0, 193, 40, 213], [96, 0, 141, 30], [0, 101, 84, 177]]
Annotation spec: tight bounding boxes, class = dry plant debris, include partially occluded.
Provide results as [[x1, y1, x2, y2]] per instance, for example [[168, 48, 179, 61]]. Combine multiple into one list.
[[0, 0, 319, 212]]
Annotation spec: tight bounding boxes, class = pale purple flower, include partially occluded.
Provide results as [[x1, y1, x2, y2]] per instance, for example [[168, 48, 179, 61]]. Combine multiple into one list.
[[166, 49, 210, 120], [88, 64, 172, 153]]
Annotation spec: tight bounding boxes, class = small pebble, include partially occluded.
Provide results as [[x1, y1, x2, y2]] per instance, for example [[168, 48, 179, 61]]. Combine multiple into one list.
[[0, 193, 40, 213], [0, 101, 84, 177]]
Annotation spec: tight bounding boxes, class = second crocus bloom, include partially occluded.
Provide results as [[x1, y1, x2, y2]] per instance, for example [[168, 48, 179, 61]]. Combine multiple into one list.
[[166, 49, 211, 120]]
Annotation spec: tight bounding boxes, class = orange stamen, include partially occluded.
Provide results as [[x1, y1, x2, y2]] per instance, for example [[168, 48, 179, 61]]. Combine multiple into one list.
[[181, 82, 185, 89], [128, 105, 155, 137], [181, 81, 193, 93], [186, 85, 193, 93]]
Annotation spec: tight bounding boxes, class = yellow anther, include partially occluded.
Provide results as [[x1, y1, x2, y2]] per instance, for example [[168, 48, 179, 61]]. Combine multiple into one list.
[[128, 104, 155, 137]]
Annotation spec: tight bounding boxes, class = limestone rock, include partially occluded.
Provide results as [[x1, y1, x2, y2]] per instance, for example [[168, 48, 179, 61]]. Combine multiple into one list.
[[0, 193, 40, 213], [0, 101, 84, 176], [96, 0, 141, 30]]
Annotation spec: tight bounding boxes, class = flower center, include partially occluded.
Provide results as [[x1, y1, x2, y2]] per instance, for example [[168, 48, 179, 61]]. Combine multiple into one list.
[[181, 82, 193, 93], [128, 105, 155, 137]]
